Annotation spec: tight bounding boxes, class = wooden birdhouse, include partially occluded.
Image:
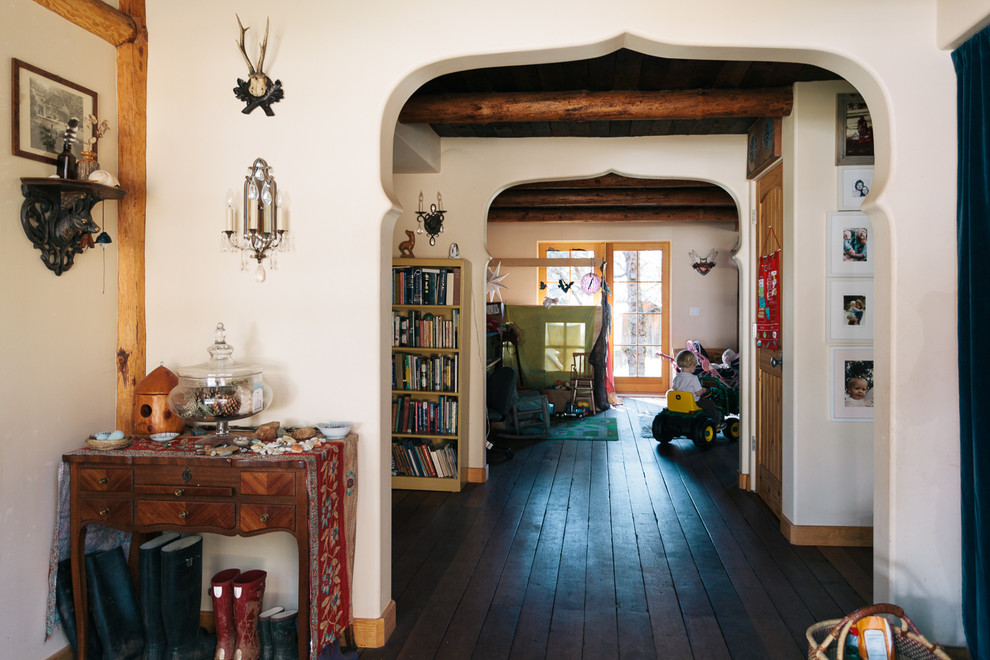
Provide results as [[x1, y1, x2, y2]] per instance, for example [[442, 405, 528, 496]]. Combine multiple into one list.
[[132, 365, 185, 436]]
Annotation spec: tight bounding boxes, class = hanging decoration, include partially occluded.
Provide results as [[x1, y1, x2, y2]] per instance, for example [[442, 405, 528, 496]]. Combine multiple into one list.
[[415, 191, 445, 246], [580, 271, 602, 295], [558, 279, 575, 293], [486, 260, 509, 302], [689, 249, 718, 275], [756, 247, 780, 350]]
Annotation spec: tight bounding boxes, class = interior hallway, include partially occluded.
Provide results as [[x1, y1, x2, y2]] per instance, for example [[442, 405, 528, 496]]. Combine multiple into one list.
[[360, 397, 871, 659]]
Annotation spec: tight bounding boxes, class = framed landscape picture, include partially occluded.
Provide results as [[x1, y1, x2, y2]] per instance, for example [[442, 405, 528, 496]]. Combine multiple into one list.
[[828, 278, 873, 342], [836, 93, 874, 165], [831, 346, 874, 421], [838, 166, 874, 210], [827, 212, 873, 276], [11, 58, 97, 166]]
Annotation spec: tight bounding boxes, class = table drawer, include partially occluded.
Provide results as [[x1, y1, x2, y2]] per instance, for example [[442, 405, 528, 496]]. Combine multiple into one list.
[[78, 497, 133, 527], [240, 504, 295, 533], [133, 484, 234, 498], [135, 500, 236, 529], [133, 465, 240, 488], [78, 468, 132, 493], [241, 471, 295, 496]]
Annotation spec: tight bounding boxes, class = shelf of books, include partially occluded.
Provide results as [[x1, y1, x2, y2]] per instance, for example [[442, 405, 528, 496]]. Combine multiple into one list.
[[391, 258, 467, 492]]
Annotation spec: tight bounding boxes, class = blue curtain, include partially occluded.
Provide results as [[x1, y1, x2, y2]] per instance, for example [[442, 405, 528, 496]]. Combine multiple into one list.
[[954, 25, 990, 659]]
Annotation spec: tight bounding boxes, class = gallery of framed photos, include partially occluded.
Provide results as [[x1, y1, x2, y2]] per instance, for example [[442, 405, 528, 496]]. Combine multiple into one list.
[[830, 93, 874, 422]]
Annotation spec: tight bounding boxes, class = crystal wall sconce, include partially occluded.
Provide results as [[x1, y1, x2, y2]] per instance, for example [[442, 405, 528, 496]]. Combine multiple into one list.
[[222, 157, 287, 282], [416, 191, 445, 246]]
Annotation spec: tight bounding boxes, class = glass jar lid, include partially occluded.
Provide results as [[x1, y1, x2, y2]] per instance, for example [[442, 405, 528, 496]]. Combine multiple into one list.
[[176, 322, 262, 380]]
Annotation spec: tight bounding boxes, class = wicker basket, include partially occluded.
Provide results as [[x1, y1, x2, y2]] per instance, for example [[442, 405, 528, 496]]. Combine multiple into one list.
[[86, 435, 132, 451], [806, 603, 950, 660]]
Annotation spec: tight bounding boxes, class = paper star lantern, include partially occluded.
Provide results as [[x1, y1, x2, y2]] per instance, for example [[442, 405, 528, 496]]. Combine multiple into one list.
[[487, 261, 509, 302]]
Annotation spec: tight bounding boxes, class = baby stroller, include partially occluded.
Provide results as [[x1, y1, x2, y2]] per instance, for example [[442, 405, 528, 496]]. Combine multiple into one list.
[[652, 341, 740, 449]]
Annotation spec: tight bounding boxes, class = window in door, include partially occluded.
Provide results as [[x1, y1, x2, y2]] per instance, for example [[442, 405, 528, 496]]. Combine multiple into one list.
[[538, 242, 605, 306], [609, 242, 671, 394]]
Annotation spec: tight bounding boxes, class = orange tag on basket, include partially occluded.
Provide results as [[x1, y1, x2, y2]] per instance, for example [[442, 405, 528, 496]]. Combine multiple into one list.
[[856, 616, 894, 660]]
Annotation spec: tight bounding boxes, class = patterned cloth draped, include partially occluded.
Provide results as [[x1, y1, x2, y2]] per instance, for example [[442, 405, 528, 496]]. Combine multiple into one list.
[[45, 436, 357, 659]]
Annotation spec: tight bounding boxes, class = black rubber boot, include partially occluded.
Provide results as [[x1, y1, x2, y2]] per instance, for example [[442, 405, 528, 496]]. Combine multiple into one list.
[[86, 547, 146, 659], [55, 557, 103, 659], [258, 606, 284, 660], [159, 535, 215, 660], [269, 609, 298, 660], [139, 532, 180, 660]]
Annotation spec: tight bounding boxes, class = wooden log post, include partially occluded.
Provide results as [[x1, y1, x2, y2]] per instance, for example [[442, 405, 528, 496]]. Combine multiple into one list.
[[114, 0, 148, 433]]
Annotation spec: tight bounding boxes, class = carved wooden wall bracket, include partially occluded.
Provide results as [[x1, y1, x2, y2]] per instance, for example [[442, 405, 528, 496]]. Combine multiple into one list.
[[20, 178, 126, 275]]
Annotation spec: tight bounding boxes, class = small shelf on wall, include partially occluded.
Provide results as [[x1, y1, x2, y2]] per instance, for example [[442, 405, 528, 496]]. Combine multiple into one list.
[[19, 177, 126, 275]]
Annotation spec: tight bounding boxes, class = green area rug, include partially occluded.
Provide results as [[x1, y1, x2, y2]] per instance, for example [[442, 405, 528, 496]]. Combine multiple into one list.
[[547, 415, 618, 441]]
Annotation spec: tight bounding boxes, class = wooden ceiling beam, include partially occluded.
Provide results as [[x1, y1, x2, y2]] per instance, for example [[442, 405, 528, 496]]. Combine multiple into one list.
[[32, 0, 137, 46], [491, 187, 735, 207], [399, 88, 793, 124], [513, 174, 713, 189], [488, 206, 738, 225]]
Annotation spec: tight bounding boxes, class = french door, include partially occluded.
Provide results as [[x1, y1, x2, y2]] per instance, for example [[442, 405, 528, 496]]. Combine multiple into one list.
[[608, 242, 671, 394]]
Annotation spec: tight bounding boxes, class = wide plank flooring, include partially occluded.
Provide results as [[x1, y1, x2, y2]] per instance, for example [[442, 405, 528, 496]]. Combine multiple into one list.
[[359, 397, 871, 659]]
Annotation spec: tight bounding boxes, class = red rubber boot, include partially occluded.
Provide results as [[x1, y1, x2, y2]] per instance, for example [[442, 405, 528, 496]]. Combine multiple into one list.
[[232, 569, 267, 660], [210, 569, 240, 660]]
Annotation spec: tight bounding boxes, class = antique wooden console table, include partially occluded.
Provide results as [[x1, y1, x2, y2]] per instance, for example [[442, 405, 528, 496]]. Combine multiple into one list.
[[60, 435, 357, 660]]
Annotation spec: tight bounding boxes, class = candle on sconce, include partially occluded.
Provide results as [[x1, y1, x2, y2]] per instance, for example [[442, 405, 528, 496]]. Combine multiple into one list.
[[437, 192, 443, 210], [418, 191, 424, 213], [225, 204, 234, 232]]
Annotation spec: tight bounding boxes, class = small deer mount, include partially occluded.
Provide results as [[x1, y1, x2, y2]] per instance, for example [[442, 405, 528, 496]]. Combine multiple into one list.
[[233, 15, 284, 116], [689, 249, 718, 275]]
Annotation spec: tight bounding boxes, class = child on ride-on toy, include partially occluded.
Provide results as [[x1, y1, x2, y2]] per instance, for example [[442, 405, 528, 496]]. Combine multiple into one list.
[[673, 349, 724, 430]]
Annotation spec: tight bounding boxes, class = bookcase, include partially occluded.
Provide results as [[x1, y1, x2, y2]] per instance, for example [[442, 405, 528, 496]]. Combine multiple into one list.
[[390, 258, 468, 491]]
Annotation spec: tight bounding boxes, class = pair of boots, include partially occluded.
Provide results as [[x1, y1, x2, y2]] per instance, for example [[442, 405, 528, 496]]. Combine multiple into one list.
[[140, 533, 216, 660], [211, 569, 297, 660], [55, 547, 145, 659]]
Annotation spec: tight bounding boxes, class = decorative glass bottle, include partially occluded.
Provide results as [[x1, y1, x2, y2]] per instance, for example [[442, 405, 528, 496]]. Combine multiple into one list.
[[55, 141, 76, 179], [76, 151, 99, 180]]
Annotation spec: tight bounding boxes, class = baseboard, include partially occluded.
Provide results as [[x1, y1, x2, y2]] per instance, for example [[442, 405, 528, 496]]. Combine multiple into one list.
[[737, 472, 751, 490], [353, 599, 396, 648], [781, 515, 873, 547], [44, 645, 73, 660], [467, 465, 489, 483]]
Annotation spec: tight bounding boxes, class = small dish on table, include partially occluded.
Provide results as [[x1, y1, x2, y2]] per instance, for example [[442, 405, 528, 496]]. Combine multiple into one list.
[[317, 422, 352, 439]]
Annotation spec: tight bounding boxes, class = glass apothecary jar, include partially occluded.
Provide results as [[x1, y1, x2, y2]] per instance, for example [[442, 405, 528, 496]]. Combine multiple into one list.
[[167, 322, 273, 443]]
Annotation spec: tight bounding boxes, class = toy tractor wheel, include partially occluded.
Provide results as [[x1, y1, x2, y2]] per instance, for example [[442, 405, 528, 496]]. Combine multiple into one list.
[[652, 412, 673, 444], [723, 417, 741, 442], [693, 418, 716, 450]]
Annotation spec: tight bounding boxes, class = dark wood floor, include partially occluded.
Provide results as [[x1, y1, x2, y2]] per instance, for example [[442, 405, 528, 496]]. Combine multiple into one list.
[[360, 397, 872, 659]]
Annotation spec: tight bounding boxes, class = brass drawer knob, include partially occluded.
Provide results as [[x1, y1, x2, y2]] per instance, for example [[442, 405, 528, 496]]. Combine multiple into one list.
[[99, 477, 109, 485], [99, 507, 110, 517], [259, 513, 270, 523], [178, 510, 188, 520], [174, 488, 184, 497]]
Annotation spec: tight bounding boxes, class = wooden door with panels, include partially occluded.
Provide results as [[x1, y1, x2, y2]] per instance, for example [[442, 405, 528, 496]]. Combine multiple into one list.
[[755, 163, 784, 518]]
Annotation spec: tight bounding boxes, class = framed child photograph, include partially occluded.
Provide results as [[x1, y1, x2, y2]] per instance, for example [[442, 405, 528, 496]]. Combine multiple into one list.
[[828, 278, 873, 342], [11, 58, 97, 166], [836, 92, 874, 165], [827, 212, 873, 276], [831, 347, 874, 421], [838, 166, 874, 210]]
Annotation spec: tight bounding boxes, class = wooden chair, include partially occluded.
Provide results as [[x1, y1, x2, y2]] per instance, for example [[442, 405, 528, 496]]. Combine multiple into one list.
[[570, 352, 596, 414]]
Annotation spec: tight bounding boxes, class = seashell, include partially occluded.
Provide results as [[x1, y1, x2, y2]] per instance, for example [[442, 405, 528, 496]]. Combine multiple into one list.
[[94, 431, 112, 441], [108, 430, 125, 440], [289, 443, 304, 453], [88, 170, 120, 187]]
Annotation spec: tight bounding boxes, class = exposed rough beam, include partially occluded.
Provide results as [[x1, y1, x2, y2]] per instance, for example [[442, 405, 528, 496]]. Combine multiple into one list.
[[399, 88, 793, 124], [492, 187, 735, 207], [488, 206, 738, 225], [32, 0, 137, 46], [115, 0, 147, 432], [514, 175, 713, 189]]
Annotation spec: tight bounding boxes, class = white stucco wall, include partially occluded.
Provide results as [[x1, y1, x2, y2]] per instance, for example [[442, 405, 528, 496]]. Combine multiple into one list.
[[0, 3, 120, 658], [57, 0, 967, 649], [5, 1, 984, 657]]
